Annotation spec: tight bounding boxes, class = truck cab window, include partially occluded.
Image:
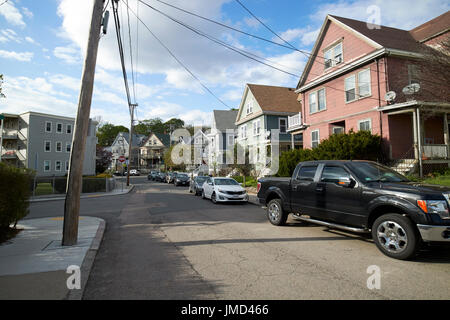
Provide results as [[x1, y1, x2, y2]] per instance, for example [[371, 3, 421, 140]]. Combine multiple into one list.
[[321, 166, 350, 183], [296, 166, 317, 181]]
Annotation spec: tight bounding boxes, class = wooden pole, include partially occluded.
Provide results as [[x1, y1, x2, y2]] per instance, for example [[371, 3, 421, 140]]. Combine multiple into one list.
[[62, 0, 104, 246], [126, 104, 137, 187]]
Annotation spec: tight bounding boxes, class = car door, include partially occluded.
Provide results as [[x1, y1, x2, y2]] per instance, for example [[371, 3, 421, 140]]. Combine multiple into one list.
[[204, 178, 213, 198], [290, 164, 321, 215], [315, 165, 363, 225]]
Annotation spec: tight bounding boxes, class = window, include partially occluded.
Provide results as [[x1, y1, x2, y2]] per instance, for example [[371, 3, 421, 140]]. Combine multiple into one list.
[[55, 161, 62, 171], [296, 165, 318, 181], [359, 119, 372, 132], [346, 69, 371, 102], [321, 166, 350, 183], [246, 100, 253, 115], [311, 130, 319, 148], [66, 142, 71, 153], [324, 42, 343, 69], [56, 141, 62, 152], [240, 125, 247, 139], [44, 140, 51, 152], [358, 69, 371, 97], [65, 161, 69, 171], [228, 135, 234, 146], [44, 160, 51, 172], [253, 119, 261, 136], [408, 64, 420, 85], [45, 121, 52, 133], [66, 124, 72, 134], [279, 118, 287, 133], [345, 75, 356, 102], [309, 89, 326, 113], [56, 123, 63, 133]]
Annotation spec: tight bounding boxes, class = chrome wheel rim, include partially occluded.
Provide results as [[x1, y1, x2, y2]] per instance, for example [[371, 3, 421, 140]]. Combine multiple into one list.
[[268, 202, 280, 222], [377, 221, 408, 253]]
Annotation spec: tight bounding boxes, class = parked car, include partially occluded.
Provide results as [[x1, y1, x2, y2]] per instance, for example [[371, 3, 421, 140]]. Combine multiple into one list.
[[174, 173, 190, 186], [166, 172, 175, 183], [190, 176, 209, 195], [257, 160, 450, 260], [148, 170, 158, 180], [202, 177, 248, 204], [155, 172, 166, 182], [129, 169, 140, 176]]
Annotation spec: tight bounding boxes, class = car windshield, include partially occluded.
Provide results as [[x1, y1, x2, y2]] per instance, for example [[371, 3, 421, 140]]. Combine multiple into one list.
[[214, 178, 239, 186], [178, 174, 188, 178], [349, 162, 409, 183], [195, 177, 208, 184]]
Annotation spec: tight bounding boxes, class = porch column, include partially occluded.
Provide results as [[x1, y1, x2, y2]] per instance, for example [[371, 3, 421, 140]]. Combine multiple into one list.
[[291, 133, 294, 150], [416, 108, 423, 178], [444, 113, 449, 166], [412, 110, 419, 160]]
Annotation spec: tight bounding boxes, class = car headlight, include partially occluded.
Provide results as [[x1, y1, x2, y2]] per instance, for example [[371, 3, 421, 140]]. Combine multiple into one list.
[[417, 200, 450, 219], [218, 189, 226, 194]]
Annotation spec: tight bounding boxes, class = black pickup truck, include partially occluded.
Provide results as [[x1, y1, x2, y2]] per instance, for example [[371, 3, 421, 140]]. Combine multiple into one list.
[[257, 160, 450, 260]]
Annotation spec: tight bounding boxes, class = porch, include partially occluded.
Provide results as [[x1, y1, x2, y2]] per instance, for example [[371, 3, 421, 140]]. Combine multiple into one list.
[[382, 102, 450, 176]]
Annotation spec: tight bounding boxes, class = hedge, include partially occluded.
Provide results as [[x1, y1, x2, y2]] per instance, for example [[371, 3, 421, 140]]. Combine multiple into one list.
[[0, 163, 34, 229], [277, 130, 382, 177], [51, 177, 108, 194]]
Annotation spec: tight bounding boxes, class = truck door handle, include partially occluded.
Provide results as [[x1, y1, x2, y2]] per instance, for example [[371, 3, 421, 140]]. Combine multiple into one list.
[[316, 186, 324, 193], [292, 185, 298, 191]]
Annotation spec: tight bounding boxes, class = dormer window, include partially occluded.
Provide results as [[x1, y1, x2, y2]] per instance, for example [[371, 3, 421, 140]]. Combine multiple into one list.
[[246, 100, 253, 115], [324, 42, 343, 70]]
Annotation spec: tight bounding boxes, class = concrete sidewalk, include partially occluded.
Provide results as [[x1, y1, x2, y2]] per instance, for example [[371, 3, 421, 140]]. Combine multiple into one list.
[[0, 216, 105, 300], [29, 184, 134, 203]]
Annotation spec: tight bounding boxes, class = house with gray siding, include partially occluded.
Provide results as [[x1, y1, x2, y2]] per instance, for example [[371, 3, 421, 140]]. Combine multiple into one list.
[[0, 111, 97, 176]]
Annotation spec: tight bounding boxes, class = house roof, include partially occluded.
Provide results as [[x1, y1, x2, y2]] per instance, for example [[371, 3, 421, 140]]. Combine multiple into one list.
[[329, 15, 422, 53], [247, 84, 300, 113], [409, 10, 450, 42], [213, 110, 238, 130], [115, 132, 146, 147], [154, 132, 170, 147]]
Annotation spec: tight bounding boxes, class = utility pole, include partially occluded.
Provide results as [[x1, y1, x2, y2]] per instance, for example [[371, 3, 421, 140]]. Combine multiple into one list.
[[127, 103, 137, 186], [62, 0, 104, 246]]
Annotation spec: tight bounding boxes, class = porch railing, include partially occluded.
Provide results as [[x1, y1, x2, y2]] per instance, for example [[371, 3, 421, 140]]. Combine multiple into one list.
[[423, 144, 448, 159], [287, 112, 302, 131]]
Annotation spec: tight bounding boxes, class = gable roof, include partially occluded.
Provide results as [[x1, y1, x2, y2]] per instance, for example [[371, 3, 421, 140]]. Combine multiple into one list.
[[113, 132, 146, 147], [247, 84, 300, 113], [141, 132, 170, 147], [330, 15, 422, 53], [213, 110, 238, 130], [409, 10, 450, 42], [297, 12, 449, 90]]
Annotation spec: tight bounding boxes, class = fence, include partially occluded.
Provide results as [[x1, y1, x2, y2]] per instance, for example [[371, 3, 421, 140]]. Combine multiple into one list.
[[31, 176, 116, 196]]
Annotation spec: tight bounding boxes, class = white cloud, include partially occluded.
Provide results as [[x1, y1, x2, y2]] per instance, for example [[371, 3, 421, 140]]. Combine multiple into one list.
[[21, 7, 33, 19], [49, 74, 81, 91], [25, 36, 39, 45], [0, 50, 33, 61], [53, 45, 81, 64], [0, 0, 25, 27], [1, 29, 21, 43]]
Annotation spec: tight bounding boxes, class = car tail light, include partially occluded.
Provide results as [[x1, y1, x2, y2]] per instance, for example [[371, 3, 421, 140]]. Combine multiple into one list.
[[257, 182, 261, 193]]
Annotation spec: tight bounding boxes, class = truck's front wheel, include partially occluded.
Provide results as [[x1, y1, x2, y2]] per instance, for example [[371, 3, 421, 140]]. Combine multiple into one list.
[[267, 199, 288, 226], [372, 214, 421, 260]]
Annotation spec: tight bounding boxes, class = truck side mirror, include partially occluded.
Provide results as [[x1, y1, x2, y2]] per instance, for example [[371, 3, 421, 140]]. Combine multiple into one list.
[[338, 178, 355, 188]]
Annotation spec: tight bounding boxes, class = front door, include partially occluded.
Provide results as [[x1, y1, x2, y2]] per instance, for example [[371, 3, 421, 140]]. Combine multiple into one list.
[[290, 164, 320, 215]]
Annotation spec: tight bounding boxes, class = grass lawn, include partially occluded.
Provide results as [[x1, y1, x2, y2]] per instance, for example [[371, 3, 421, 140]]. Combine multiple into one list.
[[34, 182, 54, 196], [422, 175, 450, 187]]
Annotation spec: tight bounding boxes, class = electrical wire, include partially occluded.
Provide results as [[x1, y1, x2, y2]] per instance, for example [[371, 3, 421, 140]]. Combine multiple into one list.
[[125, 0, 137, 103], [123, 1, 233, 109]]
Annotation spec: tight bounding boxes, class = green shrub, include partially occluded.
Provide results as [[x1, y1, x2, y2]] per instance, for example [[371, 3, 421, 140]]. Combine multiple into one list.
[[0, 163, 35, 229], [277, 130, 382, 177]]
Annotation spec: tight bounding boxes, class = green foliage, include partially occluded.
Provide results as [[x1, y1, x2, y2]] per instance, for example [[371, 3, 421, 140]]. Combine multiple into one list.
[[134, 118, 185, 136], [163, 145, 186, 171], [0, 163, 34, 229], [230, 143, 253, 177], [277, 130, 382, 177], [96, 123, 129, 147]]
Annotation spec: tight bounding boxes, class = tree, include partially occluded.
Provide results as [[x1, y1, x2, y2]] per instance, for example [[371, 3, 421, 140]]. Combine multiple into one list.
[[134, 118, 165, 135], [96, 145, 112, 173], [230, 143, 253, 184], [164, 118, 184, 132], [163, 144, 186, 171], [96, 123, 129, 147], [0, 74, 5, 98]]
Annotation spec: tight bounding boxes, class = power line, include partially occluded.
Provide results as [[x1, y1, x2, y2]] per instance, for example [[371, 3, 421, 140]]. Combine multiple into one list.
[[123, 1, 233, 109], [142, 2, 302, 78], [0, 0, 9, 7]]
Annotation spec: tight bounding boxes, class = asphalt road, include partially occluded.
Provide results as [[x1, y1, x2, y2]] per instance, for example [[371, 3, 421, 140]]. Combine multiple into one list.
[[28, 177, 450, 299]]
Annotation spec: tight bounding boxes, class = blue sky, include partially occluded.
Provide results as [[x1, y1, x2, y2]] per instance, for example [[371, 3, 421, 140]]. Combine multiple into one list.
[[1, 0, 449, 128]]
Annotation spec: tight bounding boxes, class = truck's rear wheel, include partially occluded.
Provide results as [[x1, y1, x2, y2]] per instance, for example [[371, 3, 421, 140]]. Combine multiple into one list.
[[372, 214, 421, 260], [267, 199, 288, 226]]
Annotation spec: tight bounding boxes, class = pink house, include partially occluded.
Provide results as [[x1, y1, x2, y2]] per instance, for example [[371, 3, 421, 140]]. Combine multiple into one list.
[[288, 12, 450, 175]]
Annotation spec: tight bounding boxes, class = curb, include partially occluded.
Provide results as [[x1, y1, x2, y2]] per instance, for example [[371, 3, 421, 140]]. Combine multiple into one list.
[[29, 185, 135, 203], [65, 217, 106, 300]]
